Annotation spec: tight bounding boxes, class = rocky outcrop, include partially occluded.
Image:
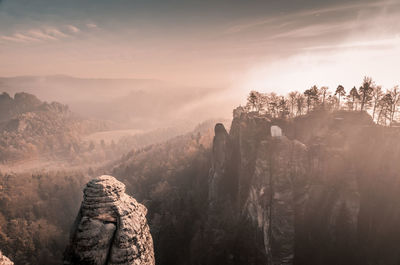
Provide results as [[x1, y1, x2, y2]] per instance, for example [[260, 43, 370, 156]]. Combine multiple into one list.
[[208, 123, 229, 202], [244, 137, 308, 265], [207, 113, 308, 264], [206, 110, 367, 265], [0, 251, 13, 265], [0, 92, 42, 122], [64, 175, 155, 265]]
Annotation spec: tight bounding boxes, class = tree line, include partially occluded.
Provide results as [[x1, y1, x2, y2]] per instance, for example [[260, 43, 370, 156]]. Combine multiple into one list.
[[245, 77, 400, 126]]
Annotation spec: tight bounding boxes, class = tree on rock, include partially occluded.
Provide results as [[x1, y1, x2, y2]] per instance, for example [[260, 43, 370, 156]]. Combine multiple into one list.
[[304, 85, 319, 113], [359, 77, 374, 111], [246, 91, 266, 112], [335, 85, 346, 109], [348, 87, 360, 111], [371, 86, 383, 121]]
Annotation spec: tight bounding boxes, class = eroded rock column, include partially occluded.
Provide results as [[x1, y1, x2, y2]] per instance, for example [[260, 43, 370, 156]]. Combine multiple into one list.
[[64, 175, 155, 265]]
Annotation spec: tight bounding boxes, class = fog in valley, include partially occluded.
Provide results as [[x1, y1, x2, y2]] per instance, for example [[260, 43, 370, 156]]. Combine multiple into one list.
[[0, 75, 236, 128], [1, 1, 400, 265]]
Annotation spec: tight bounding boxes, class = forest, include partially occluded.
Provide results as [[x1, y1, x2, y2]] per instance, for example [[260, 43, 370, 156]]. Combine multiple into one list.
[[3, 0, 400, 264], [1, 77, 400, 265], [245, 77, 400, 126], [0, 92, 196, 166], [0, 120, 221, 265]]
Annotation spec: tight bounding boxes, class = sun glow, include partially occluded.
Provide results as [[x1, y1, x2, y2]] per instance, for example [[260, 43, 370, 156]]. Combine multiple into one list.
[[240, 38, 400, 95]]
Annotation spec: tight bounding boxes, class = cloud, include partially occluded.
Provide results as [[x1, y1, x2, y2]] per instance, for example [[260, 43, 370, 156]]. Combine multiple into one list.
[[265, 21, 356, 40], [0, 22, 100, 44], [0, 26, 71, 44], [13, 33, 41, 42], [1, 35, 26, 43], [0, 22, 101, 45], [214, 0, 400, 65], [28, 29, 58, 40], [44, 27, 69, 38], [1, 33, 40, 43], [240, 42, 400, 95], [86, 23, 98, 29], [303, 37, 400, 51], [225, 0, 400, 34], [66, 25, 80, 33]]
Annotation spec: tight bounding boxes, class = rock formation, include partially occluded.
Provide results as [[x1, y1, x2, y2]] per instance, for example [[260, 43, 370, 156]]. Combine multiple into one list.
[[244, 137, 308, 265], [208, 123, 229, 202], [0, 251, 13, 265], [64, 175, 155, 265], [207, 111, 308, 264], [206, 110, 366, 265]]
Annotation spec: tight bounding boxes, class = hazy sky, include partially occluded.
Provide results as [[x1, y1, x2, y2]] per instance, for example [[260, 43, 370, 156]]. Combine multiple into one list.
[[1, 0, 400, 95]]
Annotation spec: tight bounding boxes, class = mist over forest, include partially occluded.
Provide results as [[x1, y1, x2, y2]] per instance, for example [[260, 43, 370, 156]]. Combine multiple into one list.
[[1, 75, 400, 265], [2, 0, 400, 264], [0, 75, 235, 129]]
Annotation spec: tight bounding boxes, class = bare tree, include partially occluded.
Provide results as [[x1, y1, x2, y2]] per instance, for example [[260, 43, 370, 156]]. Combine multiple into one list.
[[277, 97, 290, 118], [359, 76, 374, 111], [288, 91, 299, 117], [296, 93, 306, 116], [388, 86, 400, 125], [377, 93, 393, 126], [326, 95, 338, 111], [246, 91, 268, 112], [304, 85, 319, 113], [348, 86, 360, 111], [246, 91, 259, 112], [320, 86, 329, 108], [371, 85, 383, 122], [242, 77, 398, 124], [268, 92, 280, 118], [335, 85, 346, 109]]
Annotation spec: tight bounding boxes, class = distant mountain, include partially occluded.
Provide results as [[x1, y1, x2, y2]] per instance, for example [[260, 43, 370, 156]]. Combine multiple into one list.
[[0, 75, 234, 129], [0, 75, 163, 103], [0, 92, 110, 163]]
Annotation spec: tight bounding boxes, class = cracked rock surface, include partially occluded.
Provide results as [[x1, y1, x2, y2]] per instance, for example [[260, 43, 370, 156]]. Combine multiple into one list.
[[64, 175, 155, 265]]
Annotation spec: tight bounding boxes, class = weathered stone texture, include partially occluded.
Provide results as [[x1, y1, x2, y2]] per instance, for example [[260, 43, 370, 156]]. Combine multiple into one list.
[[64, 175, 155, 265]]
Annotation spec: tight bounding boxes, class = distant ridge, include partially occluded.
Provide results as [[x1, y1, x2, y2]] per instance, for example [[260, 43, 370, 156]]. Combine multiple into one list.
[[0, 74, 162, 82], [0, 75, 233, 129]]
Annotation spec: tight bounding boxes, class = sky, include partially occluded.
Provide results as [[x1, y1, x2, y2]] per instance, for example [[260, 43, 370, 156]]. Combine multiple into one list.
[[1, 0, 400, 95]]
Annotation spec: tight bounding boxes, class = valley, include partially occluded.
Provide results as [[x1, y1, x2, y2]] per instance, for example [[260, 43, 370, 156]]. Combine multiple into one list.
[[2, 82, 400, 265]]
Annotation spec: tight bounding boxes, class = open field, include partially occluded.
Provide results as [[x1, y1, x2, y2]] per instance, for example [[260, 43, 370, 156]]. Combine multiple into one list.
[[83, 129, 144, 144]]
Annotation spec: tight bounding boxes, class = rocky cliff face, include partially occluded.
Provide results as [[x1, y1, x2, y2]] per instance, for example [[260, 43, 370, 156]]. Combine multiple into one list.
[[244, 137, 308, 265], [64, 175, 155, 265], [208, 123, 229, 203], [0, 251, 13, 265], [207, 112, 306, 264], [206, 110, 370, 265]]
